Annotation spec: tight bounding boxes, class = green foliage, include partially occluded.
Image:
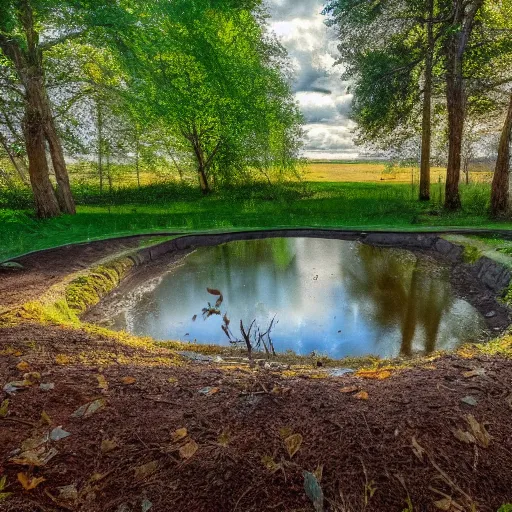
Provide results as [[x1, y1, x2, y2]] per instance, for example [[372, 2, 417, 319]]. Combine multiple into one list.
[[1, 181, 511, 262], [498, 505, 512, 512]]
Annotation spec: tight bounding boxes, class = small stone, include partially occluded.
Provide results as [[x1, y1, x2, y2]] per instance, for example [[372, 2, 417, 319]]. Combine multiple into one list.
[[461, 396, 478, 407], [50, 426, 71, 441], [39, 383, 55, 391], [485, 311, 496, 318], [0, 261, 24, 270], [328, 368, 355, 377]]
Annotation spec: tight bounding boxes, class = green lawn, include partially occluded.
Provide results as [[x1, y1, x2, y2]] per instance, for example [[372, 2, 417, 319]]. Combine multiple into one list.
[[1, 181, 511, 262]]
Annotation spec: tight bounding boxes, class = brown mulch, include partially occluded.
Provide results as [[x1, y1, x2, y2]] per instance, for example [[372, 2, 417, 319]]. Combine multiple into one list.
[[0, 236, 157, 309], [1, 323, 512, 512]]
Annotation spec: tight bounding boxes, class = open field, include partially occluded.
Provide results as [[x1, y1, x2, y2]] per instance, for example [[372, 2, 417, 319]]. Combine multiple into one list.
[[305, 161, 494, 183]]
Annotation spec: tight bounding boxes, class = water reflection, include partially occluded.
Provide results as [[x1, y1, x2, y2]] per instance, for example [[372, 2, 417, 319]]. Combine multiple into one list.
[[111, 238, 485, 358]]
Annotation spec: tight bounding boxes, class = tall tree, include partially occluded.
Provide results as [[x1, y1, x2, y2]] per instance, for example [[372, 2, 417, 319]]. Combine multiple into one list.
[[443, 0, 484, 210]]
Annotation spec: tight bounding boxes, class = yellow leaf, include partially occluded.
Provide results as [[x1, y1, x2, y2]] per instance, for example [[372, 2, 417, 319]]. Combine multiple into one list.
[[217, 430, 230, 447], [179, 440, 198, 459], [339, 386, 358, 394], [120, 376, 136, 385], [284, 433, 303, 459], [14, 350, 23, 357], [101, 439, 118, 453], [313, 464, 323, 482], [466, 414, 492, 448], [462, 368, 486, 378], [171, 428, 188, 442], [134, 460, 159, 481], [17, 473, 45, 490], [96, 374, 108, 390], [167, 377, 178, 384], [354, 391, 369, 400], [261, 455, 281, 473], [0, 399, 9, 418], [279, 427, 293, 439], [356, 369, 392, 380], [411, 437, 425, 461], [23, 372, 40, 383], [40, 411, 52, 425], [16, 361, 30, 372]]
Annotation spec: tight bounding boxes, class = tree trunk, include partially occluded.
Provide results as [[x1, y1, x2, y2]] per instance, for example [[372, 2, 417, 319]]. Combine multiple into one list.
[[97, 100, 103, 194], [44, 111, 75, 214], [491, 94, 512, 218], [0, 134, 30, 185], [443, 0, 484, 211], [22, 103, 61, 218], [135, 128, 140, 189], [419, 0, 434, 201], [198, 165, 210, 195]]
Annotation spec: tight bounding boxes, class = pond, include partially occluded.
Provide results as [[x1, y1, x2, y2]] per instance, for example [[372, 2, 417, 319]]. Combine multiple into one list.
[[109, 238, 486, 359]]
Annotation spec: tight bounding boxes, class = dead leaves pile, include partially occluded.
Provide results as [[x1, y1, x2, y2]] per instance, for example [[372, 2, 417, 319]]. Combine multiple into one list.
[[452, 414, 492, 448]]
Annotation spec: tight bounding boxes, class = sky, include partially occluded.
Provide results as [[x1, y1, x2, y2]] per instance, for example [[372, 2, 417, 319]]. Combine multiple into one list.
[[267, 0, 358, 160]]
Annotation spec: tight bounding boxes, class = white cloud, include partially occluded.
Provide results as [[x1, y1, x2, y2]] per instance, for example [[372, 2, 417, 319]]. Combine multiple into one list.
[[266, 0, 358, 159]]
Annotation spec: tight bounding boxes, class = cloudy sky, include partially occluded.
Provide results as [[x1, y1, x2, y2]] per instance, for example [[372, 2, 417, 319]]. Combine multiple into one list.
[[267, 0, 358, 159]]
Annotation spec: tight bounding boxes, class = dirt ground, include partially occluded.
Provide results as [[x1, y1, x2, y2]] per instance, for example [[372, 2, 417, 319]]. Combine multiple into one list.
[[1, 237, 512, 511]]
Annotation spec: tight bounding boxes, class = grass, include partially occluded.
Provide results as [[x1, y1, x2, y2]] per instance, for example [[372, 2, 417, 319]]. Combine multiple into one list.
[[1, 178, 512, 262], [0, 160, 510, 262]]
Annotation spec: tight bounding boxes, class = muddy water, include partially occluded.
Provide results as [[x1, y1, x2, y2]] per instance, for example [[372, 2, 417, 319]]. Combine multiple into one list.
[[110, 238, 485, 358]]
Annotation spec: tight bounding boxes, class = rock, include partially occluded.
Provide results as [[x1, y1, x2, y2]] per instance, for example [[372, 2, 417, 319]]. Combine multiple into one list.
[[177, 351, 215, 362], [39, 383, 55, 391], [485, 311, 497, 318], [328, 368, 355, 377], [50, 426, 71, 441], [461, 396, 478, 407], [0, 261, 24, 270]]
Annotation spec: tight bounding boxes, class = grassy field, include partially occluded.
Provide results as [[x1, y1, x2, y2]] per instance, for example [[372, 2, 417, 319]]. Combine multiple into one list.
[[0, 162, 509, 262]]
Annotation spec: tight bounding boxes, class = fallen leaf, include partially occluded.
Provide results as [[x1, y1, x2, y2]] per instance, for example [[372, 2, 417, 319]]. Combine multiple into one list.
[[17, 473, 45, 490], [120, 376, 136, 385], [167, 377, 178, 384], [303, 471, 324, 512], [217, 430, 230, 447], [96, 375, 108, 390], [198, 387, 219, 396], [50, 426, 71, 441], [57, 484, 78, 502], [206, 287, 222, 296], [14, 350, 23, 357], [339, 385, 358, 394], [411, 437, 425, 462], [179, 440, 198, 459], [40, 411, 52, 425], [271, 386, 291, 395], [16, 361, 30, 372], [72, 399, 106, 418], [11, 447, 58, 466], [356, 369, 392, 380], [21, 433, 49, 452], [452, 429, 476, 444], [101, 439, 118, 453], [141, 497, 153, 512], [313, 464, 323, 482], [279, 426, 293, 439], [134, 460, 159, 481], [39, 383, 54, 391], [434, 497, 463, 511], [0, 475, 12, 501], [171, 428, 188, 442], [261, 455, 281, 473], [354, 391, 369, 400], [23, 372, 41, 383], [466, 414, 491, 448], [462, 368, 486, 378], [0, 399, 9, 418], [284, 433, 303, 459]]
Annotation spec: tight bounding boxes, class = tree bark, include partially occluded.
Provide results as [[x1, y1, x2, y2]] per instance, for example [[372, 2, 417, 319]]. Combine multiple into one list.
[[198, 164, 210, 195], [44, 110, 76, 214], [444, 0, 483, 211], [22, 102, 61, 218], [419, 0, 434, 201], [491, 94, 512, 218]]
